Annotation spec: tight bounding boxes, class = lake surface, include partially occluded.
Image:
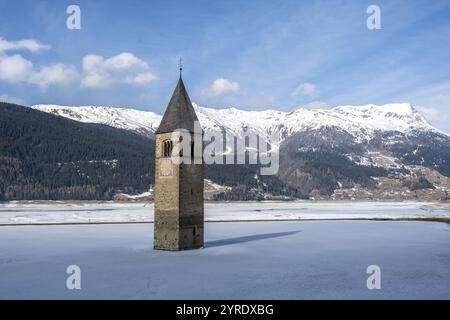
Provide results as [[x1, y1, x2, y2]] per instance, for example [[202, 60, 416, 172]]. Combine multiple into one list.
[[0, 220, 449, 299]]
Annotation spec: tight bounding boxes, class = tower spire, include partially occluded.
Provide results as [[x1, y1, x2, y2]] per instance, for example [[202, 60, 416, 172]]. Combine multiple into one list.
[[156, 69, 199, 135], [179, 57, 183, 79]]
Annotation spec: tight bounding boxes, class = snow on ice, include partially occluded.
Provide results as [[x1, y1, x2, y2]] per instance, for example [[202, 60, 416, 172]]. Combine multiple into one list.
[[0, 220, 449, 299], [1, 201, 450, 225]]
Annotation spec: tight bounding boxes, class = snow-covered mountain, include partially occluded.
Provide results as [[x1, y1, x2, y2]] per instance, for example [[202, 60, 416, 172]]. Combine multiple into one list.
[[32, 102, 450, 200], [32, 104, 162, 137], [32, 102, 443, 144]]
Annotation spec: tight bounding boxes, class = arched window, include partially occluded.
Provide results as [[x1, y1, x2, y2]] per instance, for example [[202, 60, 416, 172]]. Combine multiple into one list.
[[162, 140, 173, 157]]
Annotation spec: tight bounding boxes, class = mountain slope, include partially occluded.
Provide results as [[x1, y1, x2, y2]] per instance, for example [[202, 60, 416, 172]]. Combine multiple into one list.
[[30, 102, 450, 200], [33, 104, 161, 138], [0, 102, 155, 201], [1, 103, 297, 201], [33, 102, 444, 143]]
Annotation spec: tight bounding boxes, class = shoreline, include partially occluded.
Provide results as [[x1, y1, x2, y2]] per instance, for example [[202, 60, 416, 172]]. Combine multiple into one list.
[[1, 216, 449, 227], [2, 199, 449, 204], [1, 201, 449, 227]]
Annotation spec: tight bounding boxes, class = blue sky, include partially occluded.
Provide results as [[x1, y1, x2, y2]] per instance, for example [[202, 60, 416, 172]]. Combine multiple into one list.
[[1, 0, 450, 132]]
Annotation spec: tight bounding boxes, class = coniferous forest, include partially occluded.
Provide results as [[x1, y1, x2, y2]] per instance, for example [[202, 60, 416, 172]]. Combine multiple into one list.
[[0, 102, 299, 201], [0, 102, 154, 200], [2, 102, 446, 201]]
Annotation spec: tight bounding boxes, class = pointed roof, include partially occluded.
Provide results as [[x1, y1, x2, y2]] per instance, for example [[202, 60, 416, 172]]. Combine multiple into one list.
[[156, 77, 199, 135]]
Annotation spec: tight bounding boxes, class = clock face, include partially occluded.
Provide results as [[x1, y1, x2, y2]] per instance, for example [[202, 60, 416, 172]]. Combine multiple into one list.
[[159, 158, 173, 177]]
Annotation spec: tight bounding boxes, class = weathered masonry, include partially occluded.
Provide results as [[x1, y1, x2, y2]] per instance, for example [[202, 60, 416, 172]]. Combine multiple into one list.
[[153, 76, 204, 251]]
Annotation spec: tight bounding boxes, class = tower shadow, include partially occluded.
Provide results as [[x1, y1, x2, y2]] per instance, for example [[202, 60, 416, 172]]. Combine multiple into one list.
[[205, 230, 300, 248]]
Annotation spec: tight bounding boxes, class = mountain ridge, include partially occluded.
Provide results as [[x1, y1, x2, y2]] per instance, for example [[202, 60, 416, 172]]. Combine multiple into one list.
[[0, 102, 298, 201], [1, 101, 445, 201], [32, 102, 447, 143]]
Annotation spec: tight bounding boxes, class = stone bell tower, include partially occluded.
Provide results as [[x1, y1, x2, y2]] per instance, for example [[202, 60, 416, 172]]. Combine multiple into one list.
[[153, 74, 204, 251]]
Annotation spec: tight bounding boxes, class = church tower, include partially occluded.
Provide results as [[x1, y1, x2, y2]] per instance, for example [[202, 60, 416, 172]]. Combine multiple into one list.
[[154, 75, 204, 251]]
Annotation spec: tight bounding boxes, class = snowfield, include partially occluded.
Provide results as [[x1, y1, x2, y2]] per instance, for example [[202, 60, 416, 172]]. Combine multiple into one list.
[[0, 201, 449, 225], [0, 220, 449, 299], [32, 102, 448, 146]]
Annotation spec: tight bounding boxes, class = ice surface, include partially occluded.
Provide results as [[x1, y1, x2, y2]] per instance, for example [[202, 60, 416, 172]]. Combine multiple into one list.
[[1, 201, 449, 225], [0, 220, 449, 299]]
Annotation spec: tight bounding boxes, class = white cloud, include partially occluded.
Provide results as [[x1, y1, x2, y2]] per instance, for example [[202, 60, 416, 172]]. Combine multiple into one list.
[[124, 73, 157, 85], [0, 54, 34, 83], [202, 78, 240, 98], [415, 106, 439, 123], [29, 63, 79, 91], [0, 37, 157, 91], [103, 52, 148, 71], [82, 53, 149, 72], [0, 37, 75, 90], [81, 53, 157, 88], [0, 52, 78, 90], [82, 54, 104, 72], [0, 37, 49, 53], [415, 95, 450, 127], [80, 71, 111, 89], [291, 83, 317, 97], [303, 100, 329, 110]]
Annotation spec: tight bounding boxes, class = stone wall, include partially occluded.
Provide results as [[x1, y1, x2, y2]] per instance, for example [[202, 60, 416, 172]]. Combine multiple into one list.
[[154, 132, 180, 250], [154, 132, 204, 250]]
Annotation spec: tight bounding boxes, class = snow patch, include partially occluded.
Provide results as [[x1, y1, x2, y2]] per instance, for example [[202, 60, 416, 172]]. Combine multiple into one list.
[[32, 102, 444, 146]]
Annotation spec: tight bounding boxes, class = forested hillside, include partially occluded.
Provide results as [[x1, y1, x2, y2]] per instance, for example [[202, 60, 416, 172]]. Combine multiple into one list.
[[0, 102, 154, 200], [0, 103, 298, 201]]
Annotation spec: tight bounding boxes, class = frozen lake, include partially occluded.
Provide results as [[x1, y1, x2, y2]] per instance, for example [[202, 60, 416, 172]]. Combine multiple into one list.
[[1, 201, 449, 225], [0, 220, 449, 299]]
